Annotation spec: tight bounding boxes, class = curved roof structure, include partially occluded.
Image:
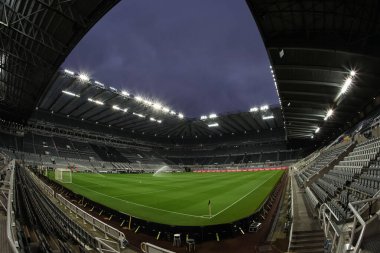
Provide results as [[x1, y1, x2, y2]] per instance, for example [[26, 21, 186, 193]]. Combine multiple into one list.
[[3, 0, 380, 144], [36, 69, 284, 140], [247, 0, 380, 140], [0, 0, 119, 121]]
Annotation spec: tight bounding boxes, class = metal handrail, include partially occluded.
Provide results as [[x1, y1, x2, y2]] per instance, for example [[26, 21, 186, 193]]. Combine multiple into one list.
[[6, 161, 19, 253]]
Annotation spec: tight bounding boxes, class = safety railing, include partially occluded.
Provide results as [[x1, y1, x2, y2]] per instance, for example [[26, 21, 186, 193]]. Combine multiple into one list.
[[287, 171, 295, 251], [346, 194, 380, 253], [27, 169, 54, 197], [319, 203, 341, 252], [141, 242, 176, 253], [6, 161, 19, 253], [56, 193, 126, 248], [96, 238, 121, 253], [26, 168, 127, 250]]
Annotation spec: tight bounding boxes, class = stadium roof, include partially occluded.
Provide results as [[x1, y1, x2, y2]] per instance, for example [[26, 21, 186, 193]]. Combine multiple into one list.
[[0, 0, 119, 121], [247, 0, 380, 140], [36, 69, 284, 139]]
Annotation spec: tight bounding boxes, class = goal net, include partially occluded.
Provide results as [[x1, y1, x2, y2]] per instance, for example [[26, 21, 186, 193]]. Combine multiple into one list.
[[55, 168, 72, 183]]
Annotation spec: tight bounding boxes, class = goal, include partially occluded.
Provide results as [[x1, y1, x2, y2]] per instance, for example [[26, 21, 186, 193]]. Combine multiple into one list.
[[55, 168, 72, 183]]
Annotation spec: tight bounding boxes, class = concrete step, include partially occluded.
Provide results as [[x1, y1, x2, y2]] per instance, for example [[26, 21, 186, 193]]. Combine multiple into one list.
[[290, 230, 325, 253], [292, 249, 325, 253], [290, 242, 324, 250], [292, 230, 324, 239], [292, 237, 325, 244]]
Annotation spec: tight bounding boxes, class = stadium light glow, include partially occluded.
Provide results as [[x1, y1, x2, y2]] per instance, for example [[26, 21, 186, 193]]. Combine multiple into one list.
[[135, 96, 143, 101], [109, 86, 117, 92], [112, 105, 127, 112], [170, 110, 176, 115], [142, 99, 152, 105], [133, 112, 145, 118], [208, 123, 219, 128], [150, 117, 156, 121], [121, 90, 129, 96], [340, 77, 352, 95], [209, 113, 217, 119], [62, 90, 80, 97], [260, 105, 269, 111], [153, 103, 162, 110], [200, 115, 208, 120], [262, 115, 274, 120], [88, 98, 104, 105], [162, 107, 170, 113], [94, 81, 105, 88], [315, 127, 320, 133], [249, 107, 259, 112], [78, 73, 90, 82], [157, 120, 162, 124], [324, 109, 334, 121], [64, 69, 74, 75], [178, 113, 184, 119], [350, 70, 356, 77]]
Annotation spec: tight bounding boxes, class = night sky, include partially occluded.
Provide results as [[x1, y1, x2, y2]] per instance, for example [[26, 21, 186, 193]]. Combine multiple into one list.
[[62, 0, 278, 118]]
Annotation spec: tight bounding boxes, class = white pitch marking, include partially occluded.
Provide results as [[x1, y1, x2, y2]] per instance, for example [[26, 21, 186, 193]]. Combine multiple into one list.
[[210, 171, 279, 218], [71, 183, 211, 219]]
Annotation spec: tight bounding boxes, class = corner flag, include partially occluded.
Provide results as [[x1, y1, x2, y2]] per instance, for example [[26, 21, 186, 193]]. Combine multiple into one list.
[[208, 200, 212, 217]]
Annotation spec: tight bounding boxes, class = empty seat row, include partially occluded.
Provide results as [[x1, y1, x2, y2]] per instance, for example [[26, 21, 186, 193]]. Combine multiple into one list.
[[311, 183, 329, 203]]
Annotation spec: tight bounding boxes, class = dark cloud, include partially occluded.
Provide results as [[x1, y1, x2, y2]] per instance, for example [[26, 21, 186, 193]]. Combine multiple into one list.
[[62, 0, 278, 118]]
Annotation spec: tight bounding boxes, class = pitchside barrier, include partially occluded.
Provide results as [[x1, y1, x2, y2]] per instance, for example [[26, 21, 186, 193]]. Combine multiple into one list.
[[56, 193, 127, 248], [193, 166, 288, 173], [26, 168, 127, 249], [141, 242, 176, 253]]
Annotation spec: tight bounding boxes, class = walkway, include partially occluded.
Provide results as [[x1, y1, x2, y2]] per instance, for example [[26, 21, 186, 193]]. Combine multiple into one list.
[[292, 173, 320, 231]]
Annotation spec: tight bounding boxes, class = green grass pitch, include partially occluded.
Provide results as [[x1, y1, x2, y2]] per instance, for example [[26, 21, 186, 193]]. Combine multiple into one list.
[[49, 170, 284, 226]]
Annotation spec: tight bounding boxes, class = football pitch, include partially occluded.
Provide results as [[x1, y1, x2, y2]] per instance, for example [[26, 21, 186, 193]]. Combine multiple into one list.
[[49, 170, 284, 226]]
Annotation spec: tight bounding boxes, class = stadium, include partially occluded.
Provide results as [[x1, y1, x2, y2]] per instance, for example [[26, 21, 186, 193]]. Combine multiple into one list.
[[0, 1, 380, 253]]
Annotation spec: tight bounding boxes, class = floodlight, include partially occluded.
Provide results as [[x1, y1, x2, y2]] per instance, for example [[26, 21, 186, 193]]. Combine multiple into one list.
[[262, 115, 274, 120], [109, 86, 117, 91], [135, 96, 143, 101], [178, 113, 184, 119], [121, 90, 129, 96], [324, 109, 334, 121], [112, 105, 120, 110], [62, 90, 80, 97], [209, 113, 217, 119], [88, 98, 104, 105], [200, 115, 208, 120], [153, 103, 162, 110], [340, 77, 352, 94], [208, 123, 219, 128], [78, 73, 89, 82], [64, 69, 75, 75], [133, 112, 145, 118], [157, 120, 162, 124], [249, 107, 258, 112], [142, 99, 151, 105], [315, 127, 320, 133], [260, 105, 269, 111], [150, 117, 156, 121], [350, 70, 356, 77], [170, 110, 176, 115], [162, 107, 170, 113], [94, 81, 105, 87]]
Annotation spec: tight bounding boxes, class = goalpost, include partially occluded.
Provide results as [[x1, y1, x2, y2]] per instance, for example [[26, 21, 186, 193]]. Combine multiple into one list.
[[55, 168, 72, 183]]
